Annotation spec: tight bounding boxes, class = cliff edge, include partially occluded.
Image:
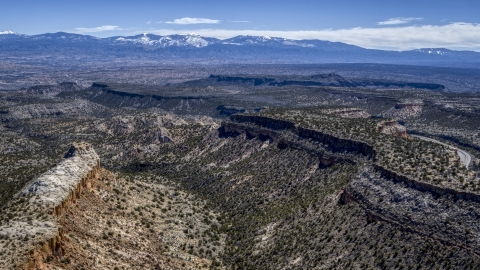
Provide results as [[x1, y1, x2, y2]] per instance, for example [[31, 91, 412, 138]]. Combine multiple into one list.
[[0, 142, 100, 269]]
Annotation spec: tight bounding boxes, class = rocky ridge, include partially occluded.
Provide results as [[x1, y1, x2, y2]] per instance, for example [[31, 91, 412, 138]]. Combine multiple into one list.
[[377, 120, 409, 138], [221, 113, 480, 255], [1, 99, 108, 121], [21, 142, 100, 211], [344, 166, 480, 253], [382, 101, 424, 119], [24, 82, 82, 95], [0, 142, 100, 269]]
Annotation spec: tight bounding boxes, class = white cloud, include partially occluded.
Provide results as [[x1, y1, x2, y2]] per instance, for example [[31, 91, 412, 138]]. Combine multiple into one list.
[[378, 17, 423, 25], [75, 25, 122, 33], [164, 17, 220, 25], [231, 20, 249, 23], [144, 22, 480, 51], [146, 21, 152, 25]]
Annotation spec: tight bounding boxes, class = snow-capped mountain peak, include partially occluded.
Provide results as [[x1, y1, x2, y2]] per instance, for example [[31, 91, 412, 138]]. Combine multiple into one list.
[[2, 32, 479, 67], [0, 30, 17, 35], [113, 33, 217, 48], [412, 48, 453, 55]]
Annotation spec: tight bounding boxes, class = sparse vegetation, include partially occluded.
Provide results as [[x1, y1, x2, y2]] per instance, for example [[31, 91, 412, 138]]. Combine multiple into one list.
[[1, 68, 480, 269]]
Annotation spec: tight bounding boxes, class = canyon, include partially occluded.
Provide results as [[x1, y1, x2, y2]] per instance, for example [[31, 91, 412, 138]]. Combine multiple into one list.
[[1, 70, 480, 269]]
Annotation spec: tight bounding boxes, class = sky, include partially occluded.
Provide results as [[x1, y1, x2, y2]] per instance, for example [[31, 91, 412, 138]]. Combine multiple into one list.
[[1, 0, 480, 51]]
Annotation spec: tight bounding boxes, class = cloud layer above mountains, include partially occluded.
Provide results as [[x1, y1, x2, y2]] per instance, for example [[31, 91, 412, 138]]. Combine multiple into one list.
[[164, 17, 220, 25], [377, 17, 424, 25], [143, 22, 480, 51]]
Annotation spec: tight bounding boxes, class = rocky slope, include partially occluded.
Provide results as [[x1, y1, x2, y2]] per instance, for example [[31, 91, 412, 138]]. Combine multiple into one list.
[[344, 165, 480, 253], [382, 101, 424, 119], [0, 142, 100, 269], [222, 113, 479, 265], [377, 120, 408, 138], [24, 82, 82, 95], [0, 141, 226, 269], [1, 99, 109, 121], [140, 112, 480, 269]]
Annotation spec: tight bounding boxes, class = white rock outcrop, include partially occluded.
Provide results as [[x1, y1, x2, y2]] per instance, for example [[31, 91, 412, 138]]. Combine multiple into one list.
[[20, 141, 100, 206], [0, 141, 101, 269]]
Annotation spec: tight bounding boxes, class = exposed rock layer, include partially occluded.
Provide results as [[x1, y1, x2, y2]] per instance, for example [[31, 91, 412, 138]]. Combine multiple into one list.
[[24, 143, 100, 269], [226, 114, 376, 158], [222, 114, 480, 254], [21, 141, 100, 206], [382, 102, 423, 119], [346, 167, 480, 253], [377, 120, 409, 138], [0, 142, 100, 270]]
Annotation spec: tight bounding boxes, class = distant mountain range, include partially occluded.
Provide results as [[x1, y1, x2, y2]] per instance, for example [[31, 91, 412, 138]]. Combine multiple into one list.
[[1, 31, 480, 67]]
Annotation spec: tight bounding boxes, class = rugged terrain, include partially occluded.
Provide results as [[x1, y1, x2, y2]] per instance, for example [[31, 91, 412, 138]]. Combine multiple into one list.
[[1, 69, 480, 269]]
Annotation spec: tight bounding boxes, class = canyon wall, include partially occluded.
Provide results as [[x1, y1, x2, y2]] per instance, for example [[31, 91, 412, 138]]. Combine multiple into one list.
[[377, 120, 409, 138], [224, 115, 376, 158], [229, 115, 296, 131], [374, 164, 480, 202], [28, 142, 100, 269], [223, 114, 480, 254], [0, 142, 100, 270], [345, 167, 480, 253]]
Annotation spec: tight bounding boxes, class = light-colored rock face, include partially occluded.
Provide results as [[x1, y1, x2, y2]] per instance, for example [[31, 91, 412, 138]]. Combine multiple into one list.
[[0, 141, 100, 269], [381, 102, 423, 119], [377, 120, 408, 138], [20, 142, 99, 206]]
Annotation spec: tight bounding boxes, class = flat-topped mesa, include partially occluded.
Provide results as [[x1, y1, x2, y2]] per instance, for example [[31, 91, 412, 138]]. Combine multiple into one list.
[[20, 141, 100, 215]]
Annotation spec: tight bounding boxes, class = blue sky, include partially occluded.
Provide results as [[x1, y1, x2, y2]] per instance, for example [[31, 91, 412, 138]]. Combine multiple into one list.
[[2, 0, 480, 51]]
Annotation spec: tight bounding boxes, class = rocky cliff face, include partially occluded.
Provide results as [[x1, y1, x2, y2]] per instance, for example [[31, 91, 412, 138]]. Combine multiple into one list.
[[345, 167, 480, 253], [221, 121, 281, 142], [224, 115, 376, 159], [382, 102, 423, 119], [0, 142, 100, 269], [297, 127, 376, 158], [222, 113, 480, 258], [21, 142, 100, 208], [229, 115, 296, 130], [216, 105, 246, 116], [377, 120, 409, 138]]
